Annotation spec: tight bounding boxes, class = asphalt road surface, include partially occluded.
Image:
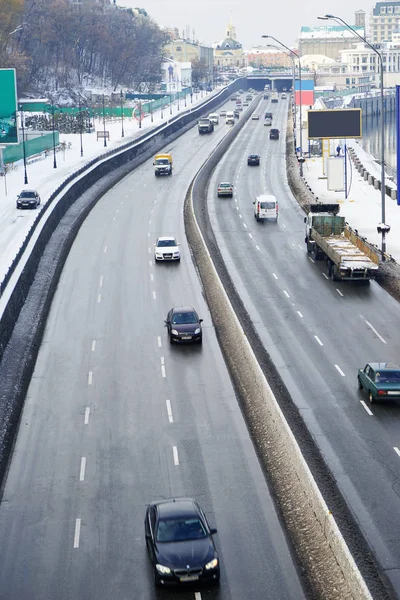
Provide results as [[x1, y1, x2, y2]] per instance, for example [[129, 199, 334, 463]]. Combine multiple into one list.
[[208, 95, 400, 595], [0, 98, 307, 600]]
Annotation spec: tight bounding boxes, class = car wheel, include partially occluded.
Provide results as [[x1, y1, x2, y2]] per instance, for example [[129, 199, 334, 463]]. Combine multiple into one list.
[[169, 335, 174, 344], [198, 336, 202, 345], [368, 390, 375, 404], [357, 376, 363, 390]]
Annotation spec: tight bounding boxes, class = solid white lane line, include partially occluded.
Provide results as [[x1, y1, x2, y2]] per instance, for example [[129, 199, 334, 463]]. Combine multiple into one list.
[[360, 401, 373, 416], [308, 257, 315, 263], [91, 340, 96, 352], [173, 446, 179, 465], [314, 335, 324, 346], [152, 291, 156, 300], [322, 273, 329, 280], [157, 336, 162, 347], [394, 447, 400, 458], [335, 365, 345, 377], [73, 519, 81, 548], [84, 407, 90, 425], [104, 246, 107, 253], [150, 273, 154, 282], [272, 273, 278, 280], [297, 311, 303, 318], [79, 457, 86, 481], [336, 289, 344, 297], [99, 275, 103, 288], [283, 290, 290, 298], [97, 294, 101, 303], [364, 319, 387, 344], [166, 400, 173, 423], [88, 371, 93, 385]]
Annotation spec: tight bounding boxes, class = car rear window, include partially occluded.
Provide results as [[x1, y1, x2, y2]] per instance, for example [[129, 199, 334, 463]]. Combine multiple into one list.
[[260, 202, 276, 209], [376, 371, 400, 383]]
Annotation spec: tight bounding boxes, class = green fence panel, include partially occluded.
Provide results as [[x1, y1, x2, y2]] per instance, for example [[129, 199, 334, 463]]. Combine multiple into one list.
[[3, 132, 60, 164]]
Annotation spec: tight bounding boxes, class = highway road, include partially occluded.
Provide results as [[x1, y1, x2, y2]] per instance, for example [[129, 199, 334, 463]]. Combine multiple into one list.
[[0, 99, 308, 600], [208, 95, 400, 594]]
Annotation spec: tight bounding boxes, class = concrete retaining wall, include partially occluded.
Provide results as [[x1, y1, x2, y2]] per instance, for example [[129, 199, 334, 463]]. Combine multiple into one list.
[[348, 146, 397, 201]]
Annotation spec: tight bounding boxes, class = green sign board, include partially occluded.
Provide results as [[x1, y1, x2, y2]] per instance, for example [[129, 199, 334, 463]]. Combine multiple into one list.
[[0, 69, 18, 145]]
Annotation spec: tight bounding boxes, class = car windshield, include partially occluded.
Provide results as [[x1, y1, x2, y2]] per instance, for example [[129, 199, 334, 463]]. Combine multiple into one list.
[[172, 312, 197, 325], [375, 371, 400, 383], [158, 239, 176, 247], [20, 191, 36, 198], [156, 159, 169, 165], [156, 518, 207, 542]]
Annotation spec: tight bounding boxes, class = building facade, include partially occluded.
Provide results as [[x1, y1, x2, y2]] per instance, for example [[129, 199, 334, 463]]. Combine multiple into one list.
[[369, 1, 400, 43], [246, 47, 294, 69], [164, 40, 214, 78], [299, 24, 365, 60]]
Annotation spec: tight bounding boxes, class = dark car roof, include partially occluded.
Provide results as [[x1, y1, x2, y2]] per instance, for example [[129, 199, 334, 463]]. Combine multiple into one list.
[[367, 362, 400, 371], [151, 498, 199, 519], [248, 154, 260, 158], [171, 306, 197, 314], [270, 128, 279, 132]]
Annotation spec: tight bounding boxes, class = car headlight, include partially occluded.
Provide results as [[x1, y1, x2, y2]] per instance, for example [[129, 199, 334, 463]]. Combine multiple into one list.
[[194, 328, 201, 334], [155, 252, 163, 257], [156, 564, 172, 575], [205, 558, 218, 570], [173, 252, 180, 257], [171, 329, 179, 335]]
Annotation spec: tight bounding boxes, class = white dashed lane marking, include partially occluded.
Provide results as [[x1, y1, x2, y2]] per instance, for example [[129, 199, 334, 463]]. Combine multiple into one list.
[[161, 357, 166, 378], [103, 246, 107, 253], [97, 294, 101, 304], [173, 446, 179, 465], [297, 311, 303, 318], [79, 457, 86, 481], [152, 291, 156, 300], [88, 371, 93, 385], [394, 447, 400, 458], [157, 336, 162, 347], [84, 407, 90, 425], [73, 519, 81, 548], [91, 340, 96, 352], [272, 273, 278, 280], [283, 290, 290, 298], [335, 365, 345, 376], [166, 400, 173, 423], [99, 276, 103, 288], [314, 335, 323, 346], [336, 289, 344, 297], [362, 317, 387, 344], [322, 273, 329, 280], [360, 401, 373, 416]]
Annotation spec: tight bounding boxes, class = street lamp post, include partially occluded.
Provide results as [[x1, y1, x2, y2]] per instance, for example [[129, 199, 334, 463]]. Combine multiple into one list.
[[266, 44, 297, 150], [78, 95, 84, 157], [102, 93, 107, 147], [139, 100, 142, 129], [120, 90, 125, 138], [262, 34, 303, 176], [19, 104, 28, 184], [318, 14, 388, 255], [51, 102, 57, 168]]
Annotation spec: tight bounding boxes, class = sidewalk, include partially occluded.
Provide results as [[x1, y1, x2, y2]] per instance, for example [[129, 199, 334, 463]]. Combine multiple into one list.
[[0, 88, 223, 284]]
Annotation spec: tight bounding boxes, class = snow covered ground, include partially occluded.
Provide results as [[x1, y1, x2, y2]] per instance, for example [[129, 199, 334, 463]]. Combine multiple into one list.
[[0, 88, 222, 286]]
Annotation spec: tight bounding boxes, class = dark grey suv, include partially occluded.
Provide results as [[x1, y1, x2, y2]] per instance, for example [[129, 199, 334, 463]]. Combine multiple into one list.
[[16, 189, 41, 209]]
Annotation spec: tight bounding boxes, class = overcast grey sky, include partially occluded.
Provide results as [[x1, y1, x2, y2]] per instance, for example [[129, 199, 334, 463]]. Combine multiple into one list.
[[117, 0, 369, 48]]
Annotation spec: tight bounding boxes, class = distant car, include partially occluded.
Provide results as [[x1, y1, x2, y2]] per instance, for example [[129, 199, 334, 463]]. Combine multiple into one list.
[[16, 189, 41, 209], [269, 128, 280, 140], [281, 92, 287, 99], [217, 182, 234, 197], [233, 109, 240, 118], [247, 154, 260, 166], [165, 307, 203, 344], [154, 236, 180, 262], [251, 113, 260, 120], [265, 112, 273, 120], [230, 95, 237, 101], [263, 94, 270, 100], [145, 498, 219, 587], [237, 105, 243, 111], [243, 101, 249, 107], [219, 110, 226, 116], [264, 118, 272, 126], [357, 362, 400, 403]]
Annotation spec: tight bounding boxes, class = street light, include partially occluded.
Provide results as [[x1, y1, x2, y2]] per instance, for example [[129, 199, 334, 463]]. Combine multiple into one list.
[[18, 104, 28, 184], [102, 93, 107, 147], [120, 90, 125, 137], [77, 94, 84, 157], [266, 44, 297, 150], [50, 102, 57, 168], [262, 34, 303, 176], [318, 14, 388, 256]]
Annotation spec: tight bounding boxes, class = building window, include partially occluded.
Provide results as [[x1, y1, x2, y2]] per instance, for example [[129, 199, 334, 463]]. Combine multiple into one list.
[[395, 5, 400, 13], [380, 6, 386, 14], [346, 77, 350, 84], [176, 46, 182, 51], [388, 6, 393, 14]]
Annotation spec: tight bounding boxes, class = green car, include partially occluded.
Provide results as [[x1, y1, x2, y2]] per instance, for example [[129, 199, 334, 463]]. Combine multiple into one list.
[[357, 362, 400, 403]]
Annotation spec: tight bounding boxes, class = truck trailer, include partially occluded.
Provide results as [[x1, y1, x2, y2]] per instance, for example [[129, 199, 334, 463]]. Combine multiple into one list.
[[305, 204, 379, 281]]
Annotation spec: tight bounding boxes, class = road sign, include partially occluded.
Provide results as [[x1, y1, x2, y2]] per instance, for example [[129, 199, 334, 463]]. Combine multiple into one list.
[[0, 69, 18, 145], [307, 108, 362, 139], [133, 106, 145, 122]]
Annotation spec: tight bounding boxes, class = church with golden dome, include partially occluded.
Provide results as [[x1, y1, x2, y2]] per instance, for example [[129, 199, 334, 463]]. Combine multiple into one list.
[[213, 17, 246, 69]]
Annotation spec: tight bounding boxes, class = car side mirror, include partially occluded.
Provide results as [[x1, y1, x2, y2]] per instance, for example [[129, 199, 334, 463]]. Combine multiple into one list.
[[210, 527, 217, 535], [165, 320, 169, 325], [304, 217, 307, 223], [252, 200, 255, 204], [17, 195, 20, 198], [199, 319, 203, 323], [145, 533, 151, 540]]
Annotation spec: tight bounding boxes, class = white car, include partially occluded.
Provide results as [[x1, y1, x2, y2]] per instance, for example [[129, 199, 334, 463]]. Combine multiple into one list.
[[252, 113, 260, 120], [154, 236, 180, 262], [264, 118, 272, 126], [219, 110, 227, 116]]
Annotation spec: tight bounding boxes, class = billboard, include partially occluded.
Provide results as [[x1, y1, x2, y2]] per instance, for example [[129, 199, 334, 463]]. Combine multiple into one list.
[[308, 108, 362, 139], [0, 69, 18, 145], [295, 79, 314, 106]]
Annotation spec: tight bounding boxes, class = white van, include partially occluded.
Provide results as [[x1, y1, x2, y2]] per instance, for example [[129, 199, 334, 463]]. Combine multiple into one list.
[[208, 113, 219, 125], [225, 111, 235, 125], [253, 195, 278, 222]]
